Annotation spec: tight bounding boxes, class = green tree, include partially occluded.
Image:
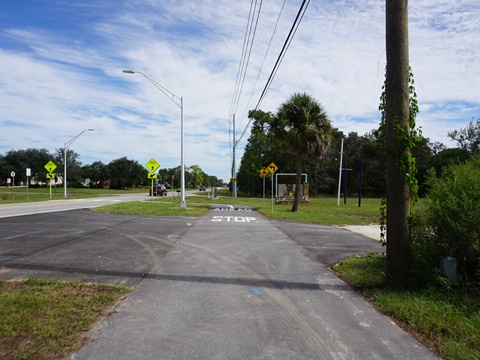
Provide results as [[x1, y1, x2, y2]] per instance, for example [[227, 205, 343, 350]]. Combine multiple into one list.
[[237, 110, 276, 196], [273, 93, 332, 212], [54, 148, 83, 187], [189, 165, 204, 188], [447, 118, 480, 155], [108, 157, 145, 189], [4, 149, 52, 185], [82, 161, 108, 188]]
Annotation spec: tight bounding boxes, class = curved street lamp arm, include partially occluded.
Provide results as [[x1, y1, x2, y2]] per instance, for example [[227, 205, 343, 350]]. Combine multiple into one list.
[[122, 70, 182, 108], [64, 129, 95, 149]]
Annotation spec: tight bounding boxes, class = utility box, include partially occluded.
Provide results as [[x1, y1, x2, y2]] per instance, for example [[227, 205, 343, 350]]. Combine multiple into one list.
[[440, 257, 457, 280]]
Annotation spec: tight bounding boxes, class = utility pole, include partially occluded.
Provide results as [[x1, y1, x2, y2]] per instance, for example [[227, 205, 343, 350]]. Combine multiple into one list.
[[232, 114, 237, 198], [385, 0, 411, 289]]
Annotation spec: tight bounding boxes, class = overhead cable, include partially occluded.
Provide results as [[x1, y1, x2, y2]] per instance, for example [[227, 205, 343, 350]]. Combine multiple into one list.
[[236, 0, 311, 145]]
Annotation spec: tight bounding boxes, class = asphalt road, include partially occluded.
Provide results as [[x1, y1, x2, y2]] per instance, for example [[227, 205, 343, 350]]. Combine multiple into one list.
[[0, 203, 437, 359], [0, 193, 148, 219]]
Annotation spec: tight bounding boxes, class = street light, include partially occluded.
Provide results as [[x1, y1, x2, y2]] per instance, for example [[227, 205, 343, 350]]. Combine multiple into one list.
[[122, 69, 186, 208], [63, 129, 94, 198]]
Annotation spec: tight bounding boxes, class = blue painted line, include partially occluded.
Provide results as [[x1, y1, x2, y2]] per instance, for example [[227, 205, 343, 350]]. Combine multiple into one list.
[[251, 287, 263, 295]]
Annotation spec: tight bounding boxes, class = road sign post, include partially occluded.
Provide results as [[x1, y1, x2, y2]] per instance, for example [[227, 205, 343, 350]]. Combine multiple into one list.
[[268, 163, 278, 213], [145, 158, 160, 202], [259, 167, 268, 208], [44, 161, 57, 200], [26, 168, 31, 201], [10, 171, 15, 200]]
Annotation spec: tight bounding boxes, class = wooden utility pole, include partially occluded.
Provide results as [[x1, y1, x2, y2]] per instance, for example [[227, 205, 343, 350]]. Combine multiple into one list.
[[385, 0, 411, 288]]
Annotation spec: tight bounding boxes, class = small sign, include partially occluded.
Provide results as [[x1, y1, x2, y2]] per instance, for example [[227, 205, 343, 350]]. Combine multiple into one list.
[[268, 162, 278, 174], [26, 168, 31, 176], [148, 172, 158, 179], [85, 178, 91, 185], [11, 171, 15, 177], [44, 161, 57, 173], [260, 167, 268, 177], [46, 173, 55, 179], [230, 178, 236, 182], [145, 158, 160, 172]]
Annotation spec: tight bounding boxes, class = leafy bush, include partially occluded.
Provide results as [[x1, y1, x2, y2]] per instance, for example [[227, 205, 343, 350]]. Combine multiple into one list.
[[418, 156, 480, 278]]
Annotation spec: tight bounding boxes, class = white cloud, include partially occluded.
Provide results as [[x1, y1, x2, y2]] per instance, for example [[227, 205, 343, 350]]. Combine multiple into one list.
[[0, 0, 479, 182]]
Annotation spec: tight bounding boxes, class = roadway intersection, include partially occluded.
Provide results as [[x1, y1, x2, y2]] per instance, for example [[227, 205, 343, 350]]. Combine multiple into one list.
[[0, 200, 437, 359]]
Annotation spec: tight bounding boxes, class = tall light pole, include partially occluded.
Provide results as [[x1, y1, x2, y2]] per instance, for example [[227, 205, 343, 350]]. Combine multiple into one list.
[[63, 129, 94, 198], [122, 69, 186, 208]]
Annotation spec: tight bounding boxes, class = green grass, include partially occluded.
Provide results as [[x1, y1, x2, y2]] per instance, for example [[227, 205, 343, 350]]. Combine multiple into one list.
[[334, 253, 480, 360], [95, 199, 212, 217], [94, 192, 384, 225], [0, 279, 130, 360]]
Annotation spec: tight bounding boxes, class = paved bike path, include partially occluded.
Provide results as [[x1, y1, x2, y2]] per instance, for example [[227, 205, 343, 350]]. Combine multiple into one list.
[[71, 205, 437, 360]]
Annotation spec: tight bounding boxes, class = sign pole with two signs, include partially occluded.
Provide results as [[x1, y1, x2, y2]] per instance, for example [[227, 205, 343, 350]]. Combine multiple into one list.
[[259, 167, 269, 208], [44, 161, 57, 200], [268, 162, 278, 213], [145, 158, 160, 202]]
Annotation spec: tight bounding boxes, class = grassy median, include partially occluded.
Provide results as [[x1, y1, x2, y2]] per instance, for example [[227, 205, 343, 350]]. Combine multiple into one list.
[[94, 193, 383, 225], [0, 279, 129, 360]]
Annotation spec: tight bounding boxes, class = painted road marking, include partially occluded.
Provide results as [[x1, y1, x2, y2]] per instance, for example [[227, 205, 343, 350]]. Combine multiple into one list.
[[251, 287, 263, 295], [211, 216, 257, 222], [212, 208, 253, 212]]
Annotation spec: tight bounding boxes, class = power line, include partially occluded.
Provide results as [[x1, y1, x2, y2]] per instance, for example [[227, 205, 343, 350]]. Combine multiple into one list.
[[236, 0, 311, 145], [236, 0, 288, 136], [228, 0, 263, 117]]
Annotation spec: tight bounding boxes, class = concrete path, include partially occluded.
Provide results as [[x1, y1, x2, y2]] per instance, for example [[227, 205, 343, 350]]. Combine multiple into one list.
[[69, 206, 436, 360]]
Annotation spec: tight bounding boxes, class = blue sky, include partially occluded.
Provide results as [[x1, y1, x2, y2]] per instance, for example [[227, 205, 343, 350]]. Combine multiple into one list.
[[1, 0, 479, 182]]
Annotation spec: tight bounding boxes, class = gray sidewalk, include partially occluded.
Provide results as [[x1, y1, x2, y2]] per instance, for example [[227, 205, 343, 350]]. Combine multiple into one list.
[[71, 206, 437, 360]]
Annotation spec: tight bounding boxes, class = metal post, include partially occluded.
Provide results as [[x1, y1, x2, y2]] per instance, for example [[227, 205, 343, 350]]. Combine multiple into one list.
[[64, 145, 67, 198], [232, 114, 237, 199], [122, 70, 186, 208], [337, 138, 344, 205], [180, 96, 186, 208]]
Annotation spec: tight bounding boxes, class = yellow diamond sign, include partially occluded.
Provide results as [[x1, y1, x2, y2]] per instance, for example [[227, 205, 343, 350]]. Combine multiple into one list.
[[145, 158, 160, 172], [260, 167, 268, 177], [268, 162, 278, 174], [44, 161, 57, 173]]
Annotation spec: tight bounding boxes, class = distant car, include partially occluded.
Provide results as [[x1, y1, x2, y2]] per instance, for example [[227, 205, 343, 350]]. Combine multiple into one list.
[[199, 185, 206, 191], [150, 186, 167, 196]]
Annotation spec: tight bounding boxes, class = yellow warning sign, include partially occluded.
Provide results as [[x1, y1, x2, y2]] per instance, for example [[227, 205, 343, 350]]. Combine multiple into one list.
[[44, 160, 57, 173], [148, 172, 158, 179], [260, 167, 268, 177], [145, 158, 160, 172], [268, 162, 278, 174]]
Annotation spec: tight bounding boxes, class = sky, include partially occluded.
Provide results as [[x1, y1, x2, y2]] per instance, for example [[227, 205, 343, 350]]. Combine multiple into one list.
[[1, 0, 479, 183]]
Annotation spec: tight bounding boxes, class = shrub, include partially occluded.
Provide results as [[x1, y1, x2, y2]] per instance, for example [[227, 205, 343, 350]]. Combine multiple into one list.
[[422, 156, 480, 277]]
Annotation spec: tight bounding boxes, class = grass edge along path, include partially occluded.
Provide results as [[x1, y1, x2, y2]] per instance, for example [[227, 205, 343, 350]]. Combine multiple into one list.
[[0, 279, 130, 360], [93, 195, 383, 226], [333, 253, 480, 360]]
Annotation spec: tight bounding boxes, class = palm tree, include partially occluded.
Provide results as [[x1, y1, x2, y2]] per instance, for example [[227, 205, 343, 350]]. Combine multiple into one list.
[[274, 93, 332, 212]]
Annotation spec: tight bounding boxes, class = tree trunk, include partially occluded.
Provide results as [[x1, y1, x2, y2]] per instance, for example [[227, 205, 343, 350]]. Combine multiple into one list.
[[385, 0, 411, 289], [291, 143, 303, 212]]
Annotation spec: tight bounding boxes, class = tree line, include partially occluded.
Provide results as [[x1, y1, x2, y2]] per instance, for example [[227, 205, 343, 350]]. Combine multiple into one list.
[[237, 106, 478, 200], [0, 148, 223, 189]]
